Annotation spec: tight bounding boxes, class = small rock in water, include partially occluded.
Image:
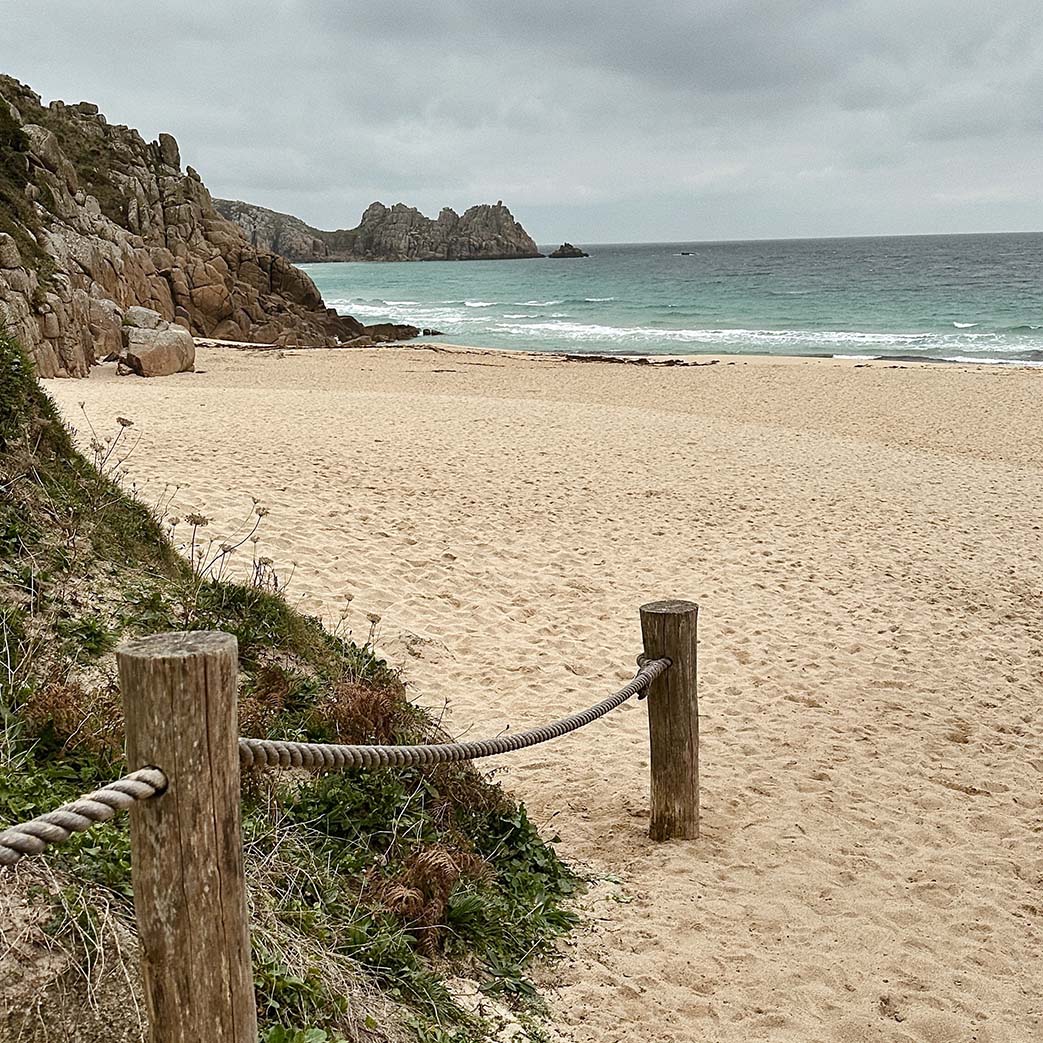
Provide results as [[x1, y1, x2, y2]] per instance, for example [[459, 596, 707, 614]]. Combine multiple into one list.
[[548, 242, 589, 258]]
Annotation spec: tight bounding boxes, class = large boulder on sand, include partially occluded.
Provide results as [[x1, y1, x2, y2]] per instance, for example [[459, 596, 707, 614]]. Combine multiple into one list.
[[120, 324, 195, 377]]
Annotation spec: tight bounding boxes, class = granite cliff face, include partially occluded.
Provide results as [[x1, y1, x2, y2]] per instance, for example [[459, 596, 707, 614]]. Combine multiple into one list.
[[0, 75, 415, 378], [214, 199, 333, 263], [216, 198, 542, 263]]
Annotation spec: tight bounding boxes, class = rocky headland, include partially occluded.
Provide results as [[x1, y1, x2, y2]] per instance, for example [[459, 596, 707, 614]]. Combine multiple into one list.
[[216, 198, 542, 263], [0, 75, 418, 379]]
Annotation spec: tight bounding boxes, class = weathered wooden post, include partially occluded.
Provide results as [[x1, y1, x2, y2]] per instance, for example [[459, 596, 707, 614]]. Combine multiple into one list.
[[640, 600, 699, 841], [117, 632, 256, 1043]]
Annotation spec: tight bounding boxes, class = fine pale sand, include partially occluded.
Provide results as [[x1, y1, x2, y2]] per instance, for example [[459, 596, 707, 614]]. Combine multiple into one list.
[[48, 345, 1042, 1043]]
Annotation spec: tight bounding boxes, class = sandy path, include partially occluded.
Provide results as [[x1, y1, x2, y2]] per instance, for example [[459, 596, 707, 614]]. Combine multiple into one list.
[[48, 346, 1042, 1043]]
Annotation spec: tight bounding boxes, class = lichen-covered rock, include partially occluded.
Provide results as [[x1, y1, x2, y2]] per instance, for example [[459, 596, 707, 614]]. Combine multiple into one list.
[[0, 74, 396, 378], [87, 295, 123, 359], [0, 233, 20, 269], [216, 197, 543, 263], [120, 324, 195, 377], [123, 305, 165, 330]]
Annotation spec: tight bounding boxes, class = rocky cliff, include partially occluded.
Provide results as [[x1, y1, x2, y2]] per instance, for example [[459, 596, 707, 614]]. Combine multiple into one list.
[[213, 199, 333, 263], [216, 198, 542, 263], [0, 75, 415, 378]]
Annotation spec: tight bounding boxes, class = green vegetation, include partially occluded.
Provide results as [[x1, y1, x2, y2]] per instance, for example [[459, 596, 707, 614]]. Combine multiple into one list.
[[31, 112, 126, 227], [0, 93, 56, 281], [0, 78, 127, 228], [0, 333, 578, 1041]]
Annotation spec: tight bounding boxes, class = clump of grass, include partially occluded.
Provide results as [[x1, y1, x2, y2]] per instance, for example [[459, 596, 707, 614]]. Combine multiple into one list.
[[0, 333, 577, 1042]]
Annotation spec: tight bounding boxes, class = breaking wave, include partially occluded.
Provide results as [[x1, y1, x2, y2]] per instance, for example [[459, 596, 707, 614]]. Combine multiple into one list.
[[488, 320, 1042, 358]]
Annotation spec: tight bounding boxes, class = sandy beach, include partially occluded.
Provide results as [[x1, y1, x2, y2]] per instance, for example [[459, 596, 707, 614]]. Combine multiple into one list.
[[47, 344, 1042, 1043]]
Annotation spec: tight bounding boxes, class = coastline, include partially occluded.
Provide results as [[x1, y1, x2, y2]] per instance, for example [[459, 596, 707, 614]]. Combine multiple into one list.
[[420, 340, 1043, 369], [46, 343, 1043, 1041], [302, 233, 1043, 368], [197, 336, 1043, 371]]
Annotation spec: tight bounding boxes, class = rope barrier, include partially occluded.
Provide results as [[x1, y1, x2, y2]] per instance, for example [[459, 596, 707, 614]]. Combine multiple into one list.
[[0, 767, 167, 868], [0, 657, 670, 866], [239, 656, 671, 771]]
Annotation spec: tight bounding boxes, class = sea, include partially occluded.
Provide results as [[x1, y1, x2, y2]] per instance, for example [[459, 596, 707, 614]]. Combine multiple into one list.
[[301, 232, 1043, 364]]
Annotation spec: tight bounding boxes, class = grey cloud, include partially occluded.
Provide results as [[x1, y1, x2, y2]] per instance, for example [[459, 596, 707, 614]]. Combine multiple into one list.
[[1, 0, 1042, 240]]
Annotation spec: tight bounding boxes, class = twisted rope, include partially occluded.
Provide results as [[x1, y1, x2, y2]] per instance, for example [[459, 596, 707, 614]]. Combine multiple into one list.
[[0, 658, 670, 865], [239, 656, 670, 771], [0, 768, 167, 868]]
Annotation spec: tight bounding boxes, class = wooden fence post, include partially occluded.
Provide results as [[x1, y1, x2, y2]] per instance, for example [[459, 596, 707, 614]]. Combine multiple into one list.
[[117, 632, 256, 1043], [640, 599, 699, 841]]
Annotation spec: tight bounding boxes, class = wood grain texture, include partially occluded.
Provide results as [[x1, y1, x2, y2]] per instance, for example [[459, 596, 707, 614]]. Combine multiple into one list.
[[640, 600, 699, 841], [118, 632, 256, 1043]]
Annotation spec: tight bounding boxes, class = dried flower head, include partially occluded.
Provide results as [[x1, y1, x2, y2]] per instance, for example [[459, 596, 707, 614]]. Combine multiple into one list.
[[116, 416, 134, 428], [168, 516, 181, 527], [184, 512, 210, 527], [255, 505, 270, 518], [366, 612, 382, 625], [258, 556, 274, 566], [343, 593, 355, 603]]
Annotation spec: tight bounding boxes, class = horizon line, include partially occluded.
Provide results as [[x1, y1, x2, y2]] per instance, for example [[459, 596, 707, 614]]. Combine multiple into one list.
[[535, 229, 1043, 248]]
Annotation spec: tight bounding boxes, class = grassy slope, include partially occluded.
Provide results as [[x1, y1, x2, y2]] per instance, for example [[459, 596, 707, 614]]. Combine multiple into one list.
[[0, 334, 577, 1043]]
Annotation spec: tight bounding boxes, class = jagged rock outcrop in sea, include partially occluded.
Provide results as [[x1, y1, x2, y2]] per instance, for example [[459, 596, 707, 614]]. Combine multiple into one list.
[[0, 75, 418, 378], [548, 242, 589, 258], [216, 197, 543, 263]]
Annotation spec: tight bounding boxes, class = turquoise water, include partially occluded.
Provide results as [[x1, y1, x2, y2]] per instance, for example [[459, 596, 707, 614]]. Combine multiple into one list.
[[302, 233, 1043, 363]]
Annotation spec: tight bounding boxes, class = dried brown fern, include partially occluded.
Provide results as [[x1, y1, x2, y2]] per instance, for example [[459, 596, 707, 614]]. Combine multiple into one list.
[[379, 845, 493, 957], [21, 678, 122, 756], [315, 680, 409, 744]]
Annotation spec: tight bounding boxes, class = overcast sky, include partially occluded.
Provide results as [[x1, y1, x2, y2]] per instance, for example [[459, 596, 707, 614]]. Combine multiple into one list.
[[3, 1, 1042, 243]]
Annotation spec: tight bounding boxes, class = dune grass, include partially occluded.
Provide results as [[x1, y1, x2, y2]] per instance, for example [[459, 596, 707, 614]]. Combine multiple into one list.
[[0, 333, 578, 1042]]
